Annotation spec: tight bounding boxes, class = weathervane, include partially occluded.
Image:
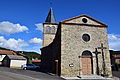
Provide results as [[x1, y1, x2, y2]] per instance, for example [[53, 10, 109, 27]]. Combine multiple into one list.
[[49, 0, 53, 8]]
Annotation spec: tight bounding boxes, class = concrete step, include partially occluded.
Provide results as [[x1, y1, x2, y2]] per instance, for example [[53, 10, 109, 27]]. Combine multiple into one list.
[[62, 75, 112, 80], [80, 75, 111, 79]]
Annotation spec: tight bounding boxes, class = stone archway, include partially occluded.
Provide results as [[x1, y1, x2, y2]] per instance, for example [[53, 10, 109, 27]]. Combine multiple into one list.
[[81, 50, 93, 75]]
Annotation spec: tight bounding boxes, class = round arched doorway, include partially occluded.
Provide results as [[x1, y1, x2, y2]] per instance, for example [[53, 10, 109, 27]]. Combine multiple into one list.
[[81, 50, 93, 75]]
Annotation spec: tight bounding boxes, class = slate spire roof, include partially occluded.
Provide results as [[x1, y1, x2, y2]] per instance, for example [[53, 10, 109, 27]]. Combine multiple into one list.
[[45, 8, 56, 23]]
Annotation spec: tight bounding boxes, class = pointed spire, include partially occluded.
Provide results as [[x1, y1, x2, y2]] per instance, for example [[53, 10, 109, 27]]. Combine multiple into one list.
[[45, 8, 56, 23]]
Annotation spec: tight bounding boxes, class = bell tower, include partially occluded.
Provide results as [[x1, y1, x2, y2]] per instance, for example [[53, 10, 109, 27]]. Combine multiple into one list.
[[43, 8, 58, 47]]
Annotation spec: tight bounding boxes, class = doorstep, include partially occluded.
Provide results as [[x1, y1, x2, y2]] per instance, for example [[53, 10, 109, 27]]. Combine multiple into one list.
[[61, 75, 112, 80]]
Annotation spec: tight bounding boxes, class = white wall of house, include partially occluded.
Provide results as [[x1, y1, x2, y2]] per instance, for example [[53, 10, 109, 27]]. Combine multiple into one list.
[[0, 55, 6, 61], [0, 55, 6, 65], [10, 60, 27, 68]]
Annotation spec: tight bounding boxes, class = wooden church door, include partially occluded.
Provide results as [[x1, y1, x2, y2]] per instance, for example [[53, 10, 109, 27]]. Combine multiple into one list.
[[81, 51, 93, 75]]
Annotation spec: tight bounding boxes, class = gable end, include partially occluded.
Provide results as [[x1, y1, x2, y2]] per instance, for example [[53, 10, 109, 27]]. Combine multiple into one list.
[[61, 15, 107, 27]]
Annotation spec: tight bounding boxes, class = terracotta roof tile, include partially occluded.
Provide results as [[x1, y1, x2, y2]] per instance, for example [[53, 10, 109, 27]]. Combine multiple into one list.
[[0, 50, 16, 55], [32, 60, 41, 62], [113, 55, 120, 58]]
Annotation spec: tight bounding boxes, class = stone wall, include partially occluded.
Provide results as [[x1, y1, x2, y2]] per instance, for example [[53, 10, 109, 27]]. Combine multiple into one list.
[[41, 15, 112, 78], [41, 24, 61, 75], [60, 23, 112, 77], [43, 23, 58, 47], [43, 34, 55, 47]]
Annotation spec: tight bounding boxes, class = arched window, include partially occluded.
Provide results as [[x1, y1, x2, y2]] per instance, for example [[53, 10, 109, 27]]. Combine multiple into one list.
[[51, 26, 56, 34], [46, 26, 51, 33], [82, 50, 92, 57]]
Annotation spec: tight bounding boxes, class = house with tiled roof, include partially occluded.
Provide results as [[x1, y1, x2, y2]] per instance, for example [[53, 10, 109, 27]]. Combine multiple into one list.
[[3, 55, 27, 68], [0, 50, 16, 65], [0, 50, 27, 68]]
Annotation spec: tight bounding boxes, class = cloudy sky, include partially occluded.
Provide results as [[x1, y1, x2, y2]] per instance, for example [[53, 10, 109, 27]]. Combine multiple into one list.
[[0, 0, 120, 53]]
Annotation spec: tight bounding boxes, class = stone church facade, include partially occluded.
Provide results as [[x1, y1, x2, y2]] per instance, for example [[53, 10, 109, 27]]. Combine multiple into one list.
[[41, 8, 112, 78]]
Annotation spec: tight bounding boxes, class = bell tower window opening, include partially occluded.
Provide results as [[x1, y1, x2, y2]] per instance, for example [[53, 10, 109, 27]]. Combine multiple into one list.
[[45, 26, 51, 33], [51, 26, 56, 34]]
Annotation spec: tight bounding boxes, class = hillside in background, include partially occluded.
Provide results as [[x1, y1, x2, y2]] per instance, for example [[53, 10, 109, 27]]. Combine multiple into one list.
[[15, 51, 41, 60], [0, 47, 11, 50], [0, 47, 41, 60]]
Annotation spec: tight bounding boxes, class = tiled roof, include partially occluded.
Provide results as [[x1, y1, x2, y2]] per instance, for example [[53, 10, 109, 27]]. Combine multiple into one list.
[[0, 50, 16, 55], [113, 55, 120, 58], [32, 60, 41, 62], [7, 55, 27, 60]]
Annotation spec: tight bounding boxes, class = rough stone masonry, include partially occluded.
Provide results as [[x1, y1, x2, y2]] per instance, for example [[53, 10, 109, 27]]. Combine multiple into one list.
[[41, 8, 112, 78]]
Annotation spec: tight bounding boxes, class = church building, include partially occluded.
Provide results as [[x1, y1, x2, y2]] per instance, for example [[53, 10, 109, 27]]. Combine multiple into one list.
[[40, 8, 112, 78]]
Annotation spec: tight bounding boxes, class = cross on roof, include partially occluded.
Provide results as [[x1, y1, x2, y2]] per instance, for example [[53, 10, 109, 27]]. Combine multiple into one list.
[[50, 0, 53, 7]]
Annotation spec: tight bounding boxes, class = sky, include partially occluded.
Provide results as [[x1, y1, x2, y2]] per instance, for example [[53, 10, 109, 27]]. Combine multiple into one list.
[[0, 0, 120, 53]]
